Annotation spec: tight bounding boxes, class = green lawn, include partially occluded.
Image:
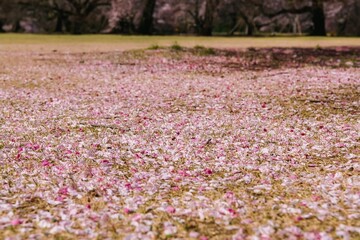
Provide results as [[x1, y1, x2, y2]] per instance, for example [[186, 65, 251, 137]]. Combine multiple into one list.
[[0, 34, 359, 53]]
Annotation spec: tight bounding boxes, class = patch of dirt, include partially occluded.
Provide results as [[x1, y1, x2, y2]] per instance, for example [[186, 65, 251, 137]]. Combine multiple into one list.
[[142, 46, 360, 71]]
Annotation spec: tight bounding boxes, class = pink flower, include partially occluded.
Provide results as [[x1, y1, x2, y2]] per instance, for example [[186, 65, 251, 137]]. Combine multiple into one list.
[[41, 160, 51, 167], [11, 219, 23, 226], [55, 195, 65, 202], [204, 168, 213, 175], [65, 150, 72, 154], [228, 208, 237, 216], [178, 170, 188, 177], [311, 195, 322, 201], [124, 208, 132, 214], [125, 183, 132, 190], [32, 144, 40, 151], [225, 191, 234, 199], [58, 187, 69, 196], [172, 186, 180, 191], [166, 206, 176, 214], [289, 175, 297, 180]]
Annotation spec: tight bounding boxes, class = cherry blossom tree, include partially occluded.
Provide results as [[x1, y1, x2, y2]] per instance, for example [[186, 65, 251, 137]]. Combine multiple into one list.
[[108, 0, 157, 34], [19, 0, 111, 33], [137, 0, 157, 34], [186, 0, 220, 36]]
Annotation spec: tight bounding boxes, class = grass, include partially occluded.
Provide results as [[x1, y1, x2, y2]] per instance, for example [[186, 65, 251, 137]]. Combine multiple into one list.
[[1, 34, 360, 53], [170, 42, 183, 51], [193, 45, 216, 56], [147, 44, 162, 50]]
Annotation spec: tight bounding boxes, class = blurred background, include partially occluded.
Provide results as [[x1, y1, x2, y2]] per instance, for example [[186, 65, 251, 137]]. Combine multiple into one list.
[[0, 0, 359, 36]]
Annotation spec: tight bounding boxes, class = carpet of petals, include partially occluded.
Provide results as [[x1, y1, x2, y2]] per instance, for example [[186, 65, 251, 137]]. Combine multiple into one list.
[[0, 47, 359, 239]]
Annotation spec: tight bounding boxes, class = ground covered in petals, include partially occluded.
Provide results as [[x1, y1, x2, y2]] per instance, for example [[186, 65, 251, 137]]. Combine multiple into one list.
[[0, 46, 359, 239]]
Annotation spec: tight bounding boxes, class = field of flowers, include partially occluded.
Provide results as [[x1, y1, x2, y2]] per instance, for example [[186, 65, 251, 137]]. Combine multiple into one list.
[[0, 45, 359, 239]]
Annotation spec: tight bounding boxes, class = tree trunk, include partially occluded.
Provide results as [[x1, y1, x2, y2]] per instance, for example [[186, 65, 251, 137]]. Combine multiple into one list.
[[71, 16, 83, 34], [342, 0, 360, 36], [238, 12, 254, 36], [198, 0, 220, 36], [246, 23, 254, 36], [0, 20, 4, 32], [137, 0, 157, 35], [228, 20, 241, 36], [310, 0, 326, 36], [55, 11, 64, 33], [200, 0, 216, 36], [12, 21, 21, 32], [242, 15, 254, 36]]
